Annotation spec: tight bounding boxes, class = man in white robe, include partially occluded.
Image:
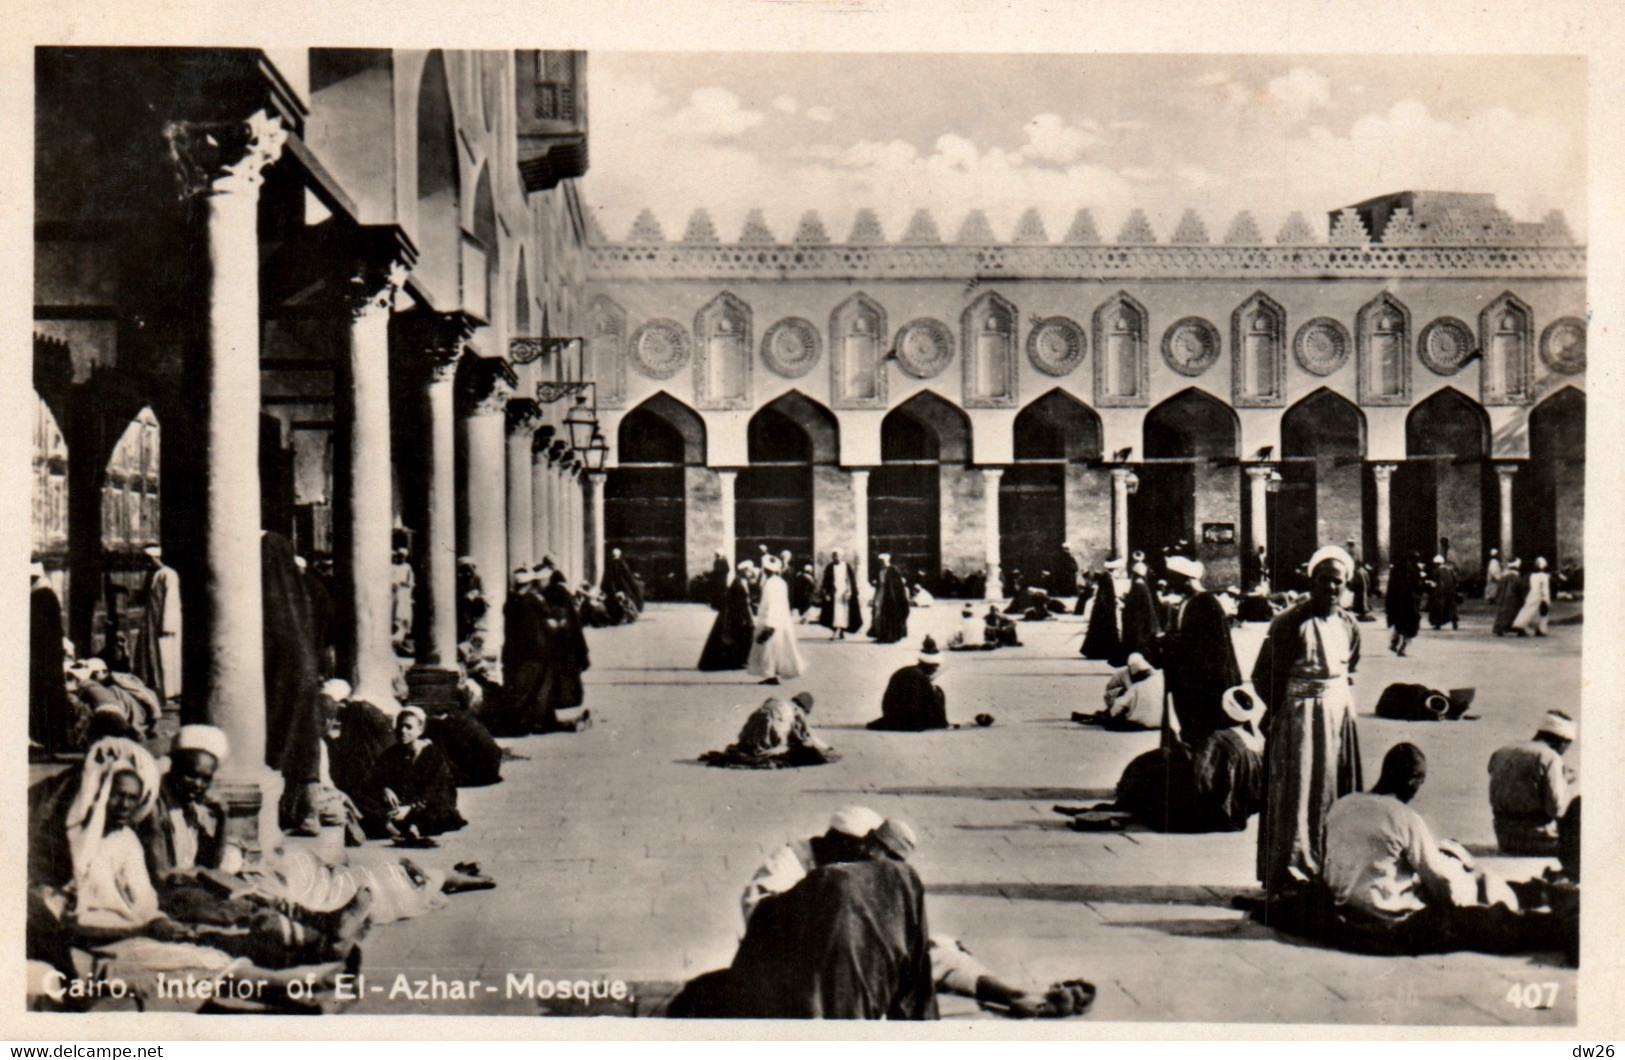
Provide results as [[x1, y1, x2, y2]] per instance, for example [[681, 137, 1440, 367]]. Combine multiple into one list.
[[748, 555, 804, 684], [134, 546, 182, 703]]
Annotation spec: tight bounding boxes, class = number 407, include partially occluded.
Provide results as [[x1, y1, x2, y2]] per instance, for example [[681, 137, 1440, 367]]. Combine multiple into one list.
[[1505, 982, 1560, 1009]]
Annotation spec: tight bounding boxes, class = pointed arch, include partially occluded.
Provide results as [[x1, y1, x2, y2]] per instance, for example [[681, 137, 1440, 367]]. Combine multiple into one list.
[[1282, 387, 1366, 458], [1232, 291, 1286, 407], [1014, 388, 1103, 462], [470, 163, 498, 325], [1144, 386, 1239, 460], [33, 391, 69, 559], [749, 390, 839, 466], [513, 247, 530, 336], [882, 390, 972, 463], [617, 391, 706, 465], [961, 290, 1017, 407], [1356, 291, 1411, 405], [830, 291, 888, 406], [414, 50, 460, 310], [1479, 291, 1534, 406], [1526, 386, 1585, 567], [1093, 291, 1149, 406], [1406, 386, 1487, 458], [694, 291, 752, 409]]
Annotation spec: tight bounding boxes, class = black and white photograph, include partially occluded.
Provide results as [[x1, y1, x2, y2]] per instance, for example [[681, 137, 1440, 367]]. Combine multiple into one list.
[[15, 8, 1617, 1038]]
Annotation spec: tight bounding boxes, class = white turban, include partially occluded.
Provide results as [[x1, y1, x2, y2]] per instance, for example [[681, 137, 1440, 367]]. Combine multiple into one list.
[[1307, 546, 1355, 579], [762, 555, 783, 573], [828, 805, 885, 838], [1165, 555, 1203, 580], [173, 724, 230, 763], [1538, 711, 1577, 741], [320, 678, 353, 702]]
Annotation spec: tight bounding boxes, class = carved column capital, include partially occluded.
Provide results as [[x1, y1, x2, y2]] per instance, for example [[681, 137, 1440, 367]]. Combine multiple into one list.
[[1370, 462, 1399, 483], [464, 357, 519, 417], [532, 424, 558, 457], [1244, 463, 1277, 482], [164, 109, 288, 200], [397, 310, 478, 383], [1495, 462, 1522, 481], [506, 398, 545, 437]]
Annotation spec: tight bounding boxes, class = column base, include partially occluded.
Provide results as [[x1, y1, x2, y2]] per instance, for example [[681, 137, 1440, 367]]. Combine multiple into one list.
[[406, 665, 462, 710], [984, 563, 1002, 602], [215, 765, 284, 861]]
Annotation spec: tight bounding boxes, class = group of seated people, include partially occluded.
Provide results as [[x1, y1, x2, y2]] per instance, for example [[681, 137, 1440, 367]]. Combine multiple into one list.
[[671, 806, 1094, 1019], [948, 605, 1022, 651]]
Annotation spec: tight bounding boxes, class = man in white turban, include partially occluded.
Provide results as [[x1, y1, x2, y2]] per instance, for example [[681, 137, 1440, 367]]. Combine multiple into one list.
[[747, 554, 804, 684], [1487, 710, 1577, 855], [144, 725, 237, 879], [134, 545, 183, 704]]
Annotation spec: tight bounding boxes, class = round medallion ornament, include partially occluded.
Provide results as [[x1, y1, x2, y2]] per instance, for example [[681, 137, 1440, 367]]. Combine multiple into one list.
[[1540, 317, 1586, 375], [1418, 318, 1474, 376], [1160, 317, 1220, 377], [1026, 317, 1086, 377], [1293, 317, 1351, 376], [760, 317, 821, 379], [894, 318, 954, 380], [629, 319, 691, 379]]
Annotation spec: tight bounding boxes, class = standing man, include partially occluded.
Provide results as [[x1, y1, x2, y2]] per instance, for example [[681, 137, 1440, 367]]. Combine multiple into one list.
[[748, 555, 804, 685], [30, 562, 72, 755], [1427, 554, 1460, 631], [1488, 710, 1576, 855], [1120, 555, 1162, 666], [134, 545, 182, 707], [870, 552, 911, 644], [1513, 557, 1554, 636], [1252, 546, 1364, 899], [707, 549, 731, 610], [390, 546, 415, 655], [818, 548, 864, 640], [1484, 548, 1504, 603], [1158, 555, 1241, 749]]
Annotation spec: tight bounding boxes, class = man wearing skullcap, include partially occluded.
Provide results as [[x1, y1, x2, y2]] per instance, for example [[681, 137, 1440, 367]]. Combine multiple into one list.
[[868, 636, 949, 731], [740, 806, 887, 923], [133, 545, 183, 705], [1158, 556, 1241, 747], [1488, 711, 1577, 854], [869, 552, 911, 644], [143, 725, 236, 882], [817, 548, 864, 638], [1426, 553, 1461, 631], [1253, 545, 1364, 899], [747, 554, 804, 684]]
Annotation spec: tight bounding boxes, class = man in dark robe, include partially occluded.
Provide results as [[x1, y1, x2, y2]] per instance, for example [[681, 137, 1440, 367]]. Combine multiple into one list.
[[1344, 539, 1371, 618], [707, 550, 731, 609], [456, 557, 486, 643], [672, 857, 938, 1020], [869, 553, 910, 644], [1079, 565, 1124, 664], [1428, 555, 1461, 630], [1491, 558, 1527, 636], [1120, 558, 1162, 666], [497, 570, 546, 735], [791, 562, 817, 616], [1158, 555, 1241, 749], [868, 638, 948, 731], [30, 564, 72, 755], [1049, 546, 1080, 598], [817, 548, 864, 638], [133, 546, 183, 705], [261, 530, 323, 834], [533, 573, 591, 733], [699, 563, 757, 671], [601, 547, 645, 612], [1388, 551, 1424, 652], [359, 706, 465, 842]]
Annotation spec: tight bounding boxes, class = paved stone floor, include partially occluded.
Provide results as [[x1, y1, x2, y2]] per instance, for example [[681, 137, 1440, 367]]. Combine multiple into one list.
[[349, 597, 1581, 1025]]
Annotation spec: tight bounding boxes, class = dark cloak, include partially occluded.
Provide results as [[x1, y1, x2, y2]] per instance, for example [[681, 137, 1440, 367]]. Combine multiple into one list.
[[323, 699, 395, 807], [1049, 550, 1080, 597], [869, 565, 911, 644], [30, 583, 72, 754], [601, 555, 645, 612], [262, 531, 323, 825], [359, 740, 465, 838], [1386, 561, 1422, 638], [529, 582, 590, 732], [790, 570, 817, 614], [817, 561, 864, 634], [305, 566, 337, 678], [708, 556, 731, 610], [426, 710, 503, 786], [1161, 591, 1242, 747], [867, 665, 947, 731], [671, 858, 938, 1020], [1079, 573, 1124, 665], [501, 589, 550, 733], [1113, 730, 1263, 833], [1120, 576, 1163, 667], [1428, 563, 1460, 628], [1492, 570, 1526, 635], [698, 577, 756, 671]]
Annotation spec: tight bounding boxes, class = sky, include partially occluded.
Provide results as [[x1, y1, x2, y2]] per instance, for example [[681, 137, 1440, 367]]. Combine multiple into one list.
[[581, 53, 1586, 244]]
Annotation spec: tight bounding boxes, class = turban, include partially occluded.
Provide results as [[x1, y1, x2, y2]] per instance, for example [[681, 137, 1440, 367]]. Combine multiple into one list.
[[828, 805, 884, 838], [320, 678, 353, 702], [30, 561, 47, 580], [1307, 546, 1355, 579], [873, 819, 918, 860], [762, 555, 783, 573], [1104, 557, 1126, 571], [1539, 711, 1577, 741], [142, 545, 163, 559], [918, 635, 942, 664], [173, 724, 230, 763], [398, 705, 428, 727], [1222, 686, 1264, 727], [1126, 652, 1155, 677], [1165, 555, 1203, 580]]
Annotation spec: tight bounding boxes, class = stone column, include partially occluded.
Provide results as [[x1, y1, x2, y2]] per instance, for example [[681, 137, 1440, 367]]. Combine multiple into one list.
[[1244, 463, 1273, 578], [850, 468, 870, 590], [462, 360, 514, 657], [342, 245, 410, 710], [717, 469, 737, 563], [506, 399, 543, 581], [586, 471, 607, 585], [981, 467, 1003, 600], [531, 432, 556, 565], [166, 111, 286, 813], [1109, 466, 1133, 561], [1371, 463, 1398, 591], [1496, 463, 1520, 561]]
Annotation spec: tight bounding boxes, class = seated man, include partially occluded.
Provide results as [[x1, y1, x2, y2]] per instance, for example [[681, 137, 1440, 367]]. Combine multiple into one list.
[[868, 637, 949, 731], [909, 582, 935, 607], [1488, 710, 1576, 855], [740, 805, 886, 923], [948, 607, 992, 651], [1073, 653, 1163, 730], [143, 725, 240, 884], [701, 692, 839, 769], [1320, 742, 1557, 956], [358, 706, 465, 844], [985, 605, 1022, 648]]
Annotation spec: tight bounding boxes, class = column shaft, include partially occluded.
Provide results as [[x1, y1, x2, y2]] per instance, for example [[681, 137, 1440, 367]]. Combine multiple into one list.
[[850, 469, 870, 591], [1497, 464, 1519, 560], [505, 403, 539, 584], [1110, 467, 1132, 562], [587, 472, 607, 585], [531, 448, 552, 565], [463, 373, 512, 658], [421, 363, 460, 670], [981, 468, 1003, 601], [718, 470, 737, 564], [1372, 463, 1397, 592]]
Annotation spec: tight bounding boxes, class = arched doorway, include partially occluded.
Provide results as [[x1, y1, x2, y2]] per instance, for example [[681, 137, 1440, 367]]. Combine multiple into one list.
[[872, 391, 970, 586], [739, 392, 837, 565], [1004, 389, 1103, 587], [1277, 389, 1366, 585], [606, 393, 705, 600], [1134, 388, 1240, 585], [100, 406, 162, 666], [415, 51, 460, 308], [1401, 387, 1489, 577], [1524, 388, 1584, 571]]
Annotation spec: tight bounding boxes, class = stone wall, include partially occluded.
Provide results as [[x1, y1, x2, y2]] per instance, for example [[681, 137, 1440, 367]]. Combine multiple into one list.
[[1555, 459, 1584, 566], [1314, 460, 1364, 556], [812, 465, 856, 567], [685, 467, 723, 580], [939, 465, 986, 577], [1193, 465, 1241, 589], [1436, 463, 1484, 578], [1065, 464, 1112, 569]]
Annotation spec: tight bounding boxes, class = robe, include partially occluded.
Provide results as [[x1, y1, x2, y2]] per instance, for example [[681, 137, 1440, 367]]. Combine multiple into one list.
[[1252, 600, 1364, 895], [134, 565, 183, 701], [261, 532, 323, 828], [601, 554, 645, 612], [1120, 576, 1162, 667], [30, 582, 72, 754], [1114, 729, 1263, 833], [1513, 571, 1552, 634], [869, 565, 911, 643], [747, 574, 804, 680], [360, 740, 465, 838], [791, 570, 817, 614], [699, 577, 756, 671], [1492, 570, 1527, 635], [817, 561, 864, 634], [671, 859, 938, 1020], [1050, 550, 1080, 597], [1427, 563, 1460, 629], [707, 556, 731, 610], [390, 559, 415, 648], [1484, 557, 1504, 602], [531, 584, 590, 732], [1385, 562, 1422, 638], [1160, 592, 1242, 747], [501, 589, 548, 733], [867, 665, 947, 731], [1079, 573, 1125, 665]]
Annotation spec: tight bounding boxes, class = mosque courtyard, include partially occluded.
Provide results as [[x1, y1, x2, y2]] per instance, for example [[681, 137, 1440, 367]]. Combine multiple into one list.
[[348, 597, 1581, 1026]]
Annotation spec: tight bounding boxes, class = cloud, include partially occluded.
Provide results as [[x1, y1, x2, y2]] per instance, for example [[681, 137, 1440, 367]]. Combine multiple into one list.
[[1018, 113, 1102, 166], [805, 105, 836, 123], [668, 87, 764, 140], [771, 95, 798, 114], [1267, 67, 1332, 121]]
